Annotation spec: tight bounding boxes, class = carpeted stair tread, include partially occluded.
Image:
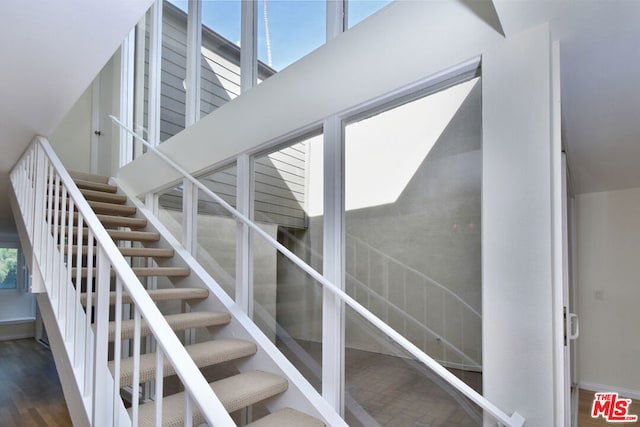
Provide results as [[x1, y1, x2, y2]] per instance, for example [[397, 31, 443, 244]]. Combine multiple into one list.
[[131, 371, 288, 427], [62, 212, 147, 229], [68, 228, 160, 242], [88, 200, 136, 216], [81, 287, 208, 306], [72, 266, 190, 278], [79, 188, 127, 204], [72, 179, 118, 194], [69, 171, 110, 184], [108, 311, 230, 341], [70, 246, 174, 259], [246, 408, 326, 427], [119, 247, 174, 258], [110, 339, 257, 387]]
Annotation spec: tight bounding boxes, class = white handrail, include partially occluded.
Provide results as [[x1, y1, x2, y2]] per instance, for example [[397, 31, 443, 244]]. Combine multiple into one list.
[[112, 116, 525, 427], [11, 136, 235, 427]]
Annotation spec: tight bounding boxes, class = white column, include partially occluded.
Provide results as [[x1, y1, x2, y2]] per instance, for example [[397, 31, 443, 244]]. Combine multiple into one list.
[[482, 23, 556, 426], [236, 153, 253, 315]]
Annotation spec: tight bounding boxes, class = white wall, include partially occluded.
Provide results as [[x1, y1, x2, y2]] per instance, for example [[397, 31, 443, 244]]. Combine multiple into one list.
[[482, 24, 556, 426], [576, 187, 640, 397], [49, 85, 93, 173]]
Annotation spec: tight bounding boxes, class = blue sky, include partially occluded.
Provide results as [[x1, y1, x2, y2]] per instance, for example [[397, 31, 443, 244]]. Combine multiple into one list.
[[169, 0, 392, 71]]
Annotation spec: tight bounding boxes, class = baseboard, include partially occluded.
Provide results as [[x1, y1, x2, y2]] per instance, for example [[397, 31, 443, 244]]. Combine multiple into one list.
[[0, 332, 35, 341], [580, 382, 640, 400], [0, 317, 35, 325]]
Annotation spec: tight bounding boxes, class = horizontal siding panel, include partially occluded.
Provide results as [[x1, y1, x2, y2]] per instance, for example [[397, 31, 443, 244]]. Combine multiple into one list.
[[254, 200, 306, 220], [254, 161, 305, 184], [253, 171, 304, 194], [267, 150, 306, 170], [254, 182, 304, 204]]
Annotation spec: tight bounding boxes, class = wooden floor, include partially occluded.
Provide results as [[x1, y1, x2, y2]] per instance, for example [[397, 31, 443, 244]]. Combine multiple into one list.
[[579, 388, 640, 426], [0, 339, 72, 427], [1, 338, 638, 426]]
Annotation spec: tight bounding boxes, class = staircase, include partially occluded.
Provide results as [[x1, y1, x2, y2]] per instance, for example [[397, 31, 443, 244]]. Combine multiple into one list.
[[11, 137, 525, 427], [66, 171, 327, 426]]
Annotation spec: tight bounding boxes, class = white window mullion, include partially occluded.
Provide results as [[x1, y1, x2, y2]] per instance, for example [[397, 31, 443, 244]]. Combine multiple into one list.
[[183, 0, 202, 255], [148, 0, 163, 148], [240, 0, 258, 92], [326, 0, 346, 41], [119, 29, 135, 168], [322, 115, 345, 415], [134, 14, 147, 160], [185, 0, 202, 126]]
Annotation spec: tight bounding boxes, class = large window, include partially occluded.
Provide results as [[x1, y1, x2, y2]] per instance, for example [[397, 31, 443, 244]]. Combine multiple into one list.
[[257, 0, 326, 72], [343, 77, 483, 424]]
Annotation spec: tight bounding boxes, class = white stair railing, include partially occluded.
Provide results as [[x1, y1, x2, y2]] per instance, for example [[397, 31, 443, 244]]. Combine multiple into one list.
[[112, 116, 525, 427], [10, 136, 235, 427]]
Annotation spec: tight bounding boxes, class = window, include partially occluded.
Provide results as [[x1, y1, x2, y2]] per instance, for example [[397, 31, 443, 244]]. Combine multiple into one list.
[[0, 247, 18, 290], [348, 0, 393, 28]]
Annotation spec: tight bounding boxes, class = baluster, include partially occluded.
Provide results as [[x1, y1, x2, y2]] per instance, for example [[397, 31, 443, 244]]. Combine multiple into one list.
[[59, 186, 67, 319], [74, 214, 84, 367], [84, 232, 95, 397], [44, 164, 55, 286], [66, 198, 75, 341], [52, 174, 60, 308], [93, 247, 111, 426], [155, 348, 164, 426], [113, 278, 123, 425], [131, 307, 141, 426], [184, 393, 193, 427]]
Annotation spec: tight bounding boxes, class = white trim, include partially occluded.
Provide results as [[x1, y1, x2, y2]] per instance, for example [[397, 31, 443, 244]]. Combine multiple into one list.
[[0, 317, 36, 325], [322, 115, 345, 414], [148, 0, 163, 147], [185, 0, 202, 125], [236, 153, 253, 314], [580, 383, 640, 401], [90, 76, 101, 174], [240, 0, 257, 92], [134, 13, 147, 159], [551, 39, 566, 427], [119, 28, 136, 167], [326, 0, 346, 41]]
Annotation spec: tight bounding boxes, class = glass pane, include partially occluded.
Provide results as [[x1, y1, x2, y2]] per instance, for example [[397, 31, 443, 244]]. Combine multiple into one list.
[[196, 164, 238, 299], [251, 134, 324, 391], [160, 1, 188, 142], [201, 0, 242, 118], [158, 183, 184, 243], [345, 306, 482, 426], [0, 248, 18, 289], [257, 0, 326, 72], [344, 77, 483, 390], [348, 0, 393, 28]]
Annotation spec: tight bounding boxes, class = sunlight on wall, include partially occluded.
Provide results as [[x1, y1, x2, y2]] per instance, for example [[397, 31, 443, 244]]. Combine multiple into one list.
[[306, 78, 479, 215]]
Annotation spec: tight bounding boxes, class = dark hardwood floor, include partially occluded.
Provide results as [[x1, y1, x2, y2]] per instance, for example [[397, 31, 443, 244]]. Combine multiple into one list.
[[0, 339, 72, 426]]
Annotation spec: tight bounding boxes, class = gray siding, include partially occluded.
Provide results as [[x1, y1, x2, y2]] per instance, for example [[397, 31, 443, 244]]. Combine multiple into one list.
[[153, 3, 307, 229]]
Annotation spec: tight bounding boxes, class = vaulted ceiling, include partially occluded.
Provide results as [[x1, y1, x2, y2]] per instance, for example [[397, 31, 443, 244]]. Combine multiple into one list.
[[0, 0, 152, 233]]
